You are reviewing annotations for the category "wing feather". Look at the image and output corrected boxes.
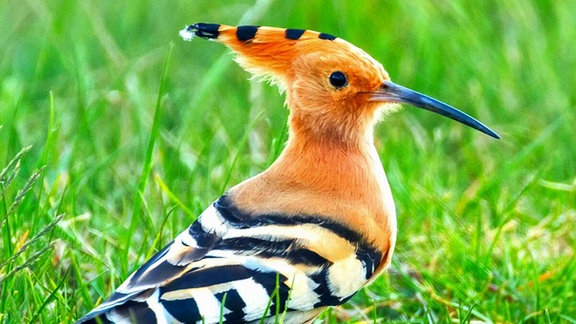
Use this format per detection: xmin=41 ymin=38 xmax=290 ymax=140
xmin=77 ymin=196 xmax=382 ymax=323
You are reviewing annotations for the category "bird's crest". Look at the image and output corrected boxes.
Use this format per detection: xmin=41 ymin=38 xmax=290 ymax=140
xmin=179 ymin=23 xmax=379 ymax=90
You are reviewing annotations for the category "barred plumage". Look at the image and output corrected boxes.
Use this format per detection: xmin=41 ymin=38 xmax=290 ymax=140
xmin=77 ymin=23 xmax=498 ymax=324
xmin=77 ymin=196 xmax=383 ymax=323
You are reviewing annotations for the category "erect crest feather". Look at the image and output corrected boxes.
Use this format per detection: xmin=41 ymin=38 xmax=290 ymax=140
xmin=181 ymin=23 xmax=347 ymax=90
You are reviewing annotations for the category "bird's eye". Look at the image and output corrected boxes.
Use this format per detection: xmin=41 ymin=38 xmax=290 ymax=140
xmin=329 ymin=71 xmax=348 ymax=89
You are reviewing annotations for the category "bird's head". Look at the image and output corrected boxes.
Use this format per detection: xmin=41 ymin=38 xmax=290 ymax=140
xmin=181 ymin=23 xmax=499 ymax=144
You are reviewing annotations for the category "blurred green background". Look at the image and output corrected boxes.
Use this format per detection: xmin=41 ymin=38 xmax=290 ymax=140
xmin=1 ymin=0 xmax=574 ymax=322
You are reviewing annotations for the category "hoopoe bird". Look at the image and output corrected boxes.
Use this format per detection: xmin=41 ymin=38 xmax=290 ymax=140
xmin=77 ymin=23 xmax=499 ymax=324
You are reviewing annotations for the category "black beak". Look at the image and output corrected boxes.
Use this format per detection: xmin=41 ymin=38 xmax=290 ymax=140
xmin=372 ymin=80 xmax=500 ymax=139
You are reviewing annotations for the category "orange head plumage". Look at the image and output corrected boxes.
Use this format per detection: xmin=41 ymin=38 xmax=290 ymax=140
xmin=181 ymin=23 xmax=499 ymax=143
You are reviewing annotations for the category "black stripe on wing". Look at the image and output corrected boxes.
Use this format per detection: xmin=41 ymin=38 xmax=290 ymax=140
xmin=309 ymin=268 xmax=352 ymax=307
xmin=77 ymin=315 xmax=114 ymax=324
xmin=160 ymin=264 xmax=291 ymax=322
xmin=122 ymin=221 xmax=220 ymax=290
xmin=164 ymin=264 xmax=254 ymax=290
xmin=123 ymin=241 xmax=175 ymax=287
xmin=156 ymin=292 xmax=201 ymax=323
xmin=108 ymin=299 xmax=158 ymax=323
xmin=75 ymin=289 xmax=150 ymax=324
xmin=253 ymin=271 xmax=291 ymax=317
xmin=78 ymin=298 xmax=156 ymax=324
xmin=216 ymin=289 xmax=246 ymax=322
xmin=214 ymin=195 xmax=382 ymax=278
xmin=217 ymin=236 xmax=329 ymax=267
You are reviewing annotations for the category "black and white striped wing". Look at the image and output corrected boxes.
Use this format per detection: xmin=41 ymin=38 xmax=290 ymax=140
xmin=77 ymin=195 xmax=382 ymax=323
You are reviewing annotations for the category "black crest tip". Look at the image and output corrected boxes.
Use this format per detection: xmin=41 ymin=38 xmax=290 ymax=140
xmin=180 ymin=23 xmax=221 ymax=41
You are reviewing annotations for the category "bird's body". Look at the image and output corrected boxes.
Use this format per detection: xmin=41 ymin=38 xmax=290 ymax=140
xmin=77 ymin=23 xmax=498 ymax=324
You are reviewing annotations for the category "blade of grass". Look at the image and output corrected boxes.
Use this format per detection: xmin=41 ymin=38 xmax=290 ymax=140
xmin=33 ymin=91 xmax=57 ymax=232
xmin=122 ymin=43 xmax=174 ymax=275
xmin=0 ymin=146 xmax=31 ymax=201
xmin=0 ymin=214 xmax=63 ymax=270
xmin=219 ymin=110 xmax=265 ymax=195
xmin=29 ymin=266 xmax=71 ymax=323
xmin=153 ymin=174 xmax=194 ymax=218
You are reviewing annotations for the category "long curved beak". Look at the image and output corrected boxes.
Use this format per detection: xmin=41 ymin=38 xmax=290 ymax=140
xmin=373 ymin=81 xmax=500 ymax=139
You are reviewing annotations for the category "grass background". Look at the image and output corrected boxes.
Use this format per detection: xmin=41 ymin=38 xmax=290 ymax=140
xmin=1 ymin=0 xmax=574 ymax=322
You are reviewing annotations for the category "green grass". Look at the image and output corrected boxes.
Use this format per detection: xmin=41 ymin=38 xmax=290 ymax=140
xmin=1 ymin=0 xmax=575 ymax=322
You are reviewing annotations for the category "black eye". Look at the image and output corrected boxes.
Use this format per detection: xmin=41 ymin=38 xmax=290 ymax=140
xmin=329 ymin=71 xmax=348 ymax=89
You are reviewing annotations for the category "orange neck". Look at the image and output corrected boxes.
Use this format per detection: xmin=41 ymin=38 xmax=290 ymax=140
xmin=229 ymin=111 xmax=397 ymax=274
